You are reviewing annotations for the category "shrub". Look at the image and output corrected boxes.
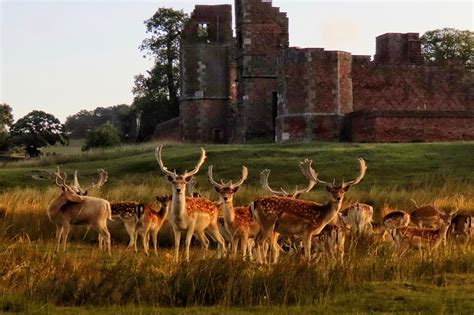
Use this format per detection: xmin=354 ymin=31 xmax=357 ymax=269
xmin=82 ymin=123 xmax=121 ymax=151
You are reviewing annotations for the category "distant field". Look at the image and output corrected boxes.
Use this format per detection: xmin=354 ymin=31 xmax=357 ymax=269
xmin=0 ymin=141 xmax=473 ymax=313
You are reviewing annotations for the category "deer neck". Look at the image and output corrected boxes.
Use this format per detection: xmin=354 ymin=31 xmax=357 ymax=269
xmin=322 ymin=198 xmax=344 ymax=225
xmin=222 ymin=200 xmax=236 ymax=225
xmin=171 ymin=190 xmax=188 ymax=220
xmin=47 ymin=194 xmax=67 ymax=219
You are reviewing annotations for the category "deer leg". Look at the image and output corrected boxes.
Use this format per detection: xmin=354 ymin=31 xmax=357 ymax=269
xmin=124 ymin=220 xmax=136 ymax=249
xmin=231 ymin=237 xmax=239 ymax=258
xmin=195 ymin=231 xmax=209 ymax=250
xmin=152 ymin=227 xmax=159 ymax=256
xmin=241 ymin=232 xmax=249 ymax=260
xmin=206 ymin=222 xmax=226 ymax=259
xmin=62 ymin=225 xmax=71 ymax=252
xmin=303 ymin=231 xmax=313 ymax=262
xmin=95 ymin=222 xmax=111 ymax=255
xmin=141 ymin=225 xmax=150 ymax=256
xmin=271 ymin=232 xmax=280 ymax=264
xmin=55 ymin=226 xmax=63 ymax=253
xmin=173 ymin=228 xmax=181 ymax=262
xmin=184 ymin=221 xmax=196 ymax=262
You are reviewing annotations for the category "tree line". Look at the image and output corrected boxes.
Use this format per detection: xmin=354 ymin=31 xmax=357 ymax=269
xmin=0 ymin=3 xmax=471 ymax=159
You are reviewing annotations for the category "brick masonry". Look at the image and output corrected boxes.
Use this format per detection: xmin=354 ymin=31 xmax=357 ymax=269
xmin=154 ymin=1 xmax=474 ymax=143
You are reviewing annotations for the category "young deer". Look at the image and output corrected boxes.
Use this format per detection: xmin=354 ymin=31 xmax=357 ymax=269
xmin=449 ymin=213 xmax=472 ymax=247
xmin=390 ymin=210 xmax=457 ymax=256
xmin=136 ymin=195 xmax=172 ymax=256
xmin=251 ymin=158 xmax=367 ymax=263
xmin=155 ymin=145 xmax=226 ymax=262
xmin=47 ymin=167 xmax=112 ymax=254
xmin=312 ymin=214 xmax=347 ymax=263
xmin=208 ymin=165 xmax=258 ymax=259
xmin=381 ymin=210 xmax=410 ymax=240
xmin=109 ymin=202 xmax=143 ymax=248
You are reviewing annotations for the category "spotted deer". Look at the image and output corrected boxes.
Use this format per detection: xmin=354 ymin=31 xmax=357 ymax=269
xmin=251 ymin=158 xmax=367 ymax=263
xmin=390 ymin=210 xmax=457 ymax=256
xmin=155 ymin=145 xmax=226 ymax=262
xmin=410 ymin=199 xmax=447 ymax=228
xmin=208 ymin=165 xmax=259 ymax=259
xmin=381 ymin=210 xmax=410 ymax=241
xmin=47 ymin=167 xmax=112 ymax=254
xmin=136 ymin=195 xmax=172 ymax=255
xmin=109 ymin=202 xmax=144 ymax=248
xmin=259 ymin=167 xmax=317 ymax=261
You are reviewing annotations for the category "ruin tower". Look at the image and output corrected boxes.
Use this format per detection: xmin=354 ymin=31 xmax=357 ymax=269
xmin=180 ymin=5 xmax=235 ymax=143
xmin=233 ymin=0 xmax=289 ymax=142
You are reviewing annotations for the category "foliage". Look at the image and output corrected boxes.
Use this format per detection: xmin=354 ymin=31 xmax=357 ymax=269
xmin=132 ymin=8 xmax=188 ymax=141
xmin=0 ymin=104 xmax=14 ymax=152
xmin=64 ymin=105 xmax=135 ymax=141
xmin=421 ymin=28 xmax=474 ymax=69
xmin=82 ymin=123 xmax=122 ymax=151
xmin=9 ymin=110 xmax=68 ymax=157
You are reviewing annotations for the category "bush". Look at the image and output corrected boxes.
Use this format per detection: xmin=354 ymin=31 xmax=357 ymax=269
xmin=82 ymin=123 xmax=121 ymax=151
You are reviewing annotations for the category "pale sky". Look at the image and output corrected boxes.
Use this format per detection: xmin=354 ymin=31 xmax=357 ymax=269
xmin=1 ymin=0 xmax=472 ymax=123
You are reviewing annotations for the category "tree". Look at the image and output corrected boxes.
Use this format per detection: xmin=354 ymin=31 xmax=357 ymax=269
xmin=132 ymin=8 xmax=188 ymax=140
xmin=82 ymin=123 xmax=122 ymax=151
xmin=421 ymin=28 xmax=474 ymax=69
xmin=0 ymin=104 xmax=14 ymax=152
xmin=9 ymin=110 xmax=68 ymax=157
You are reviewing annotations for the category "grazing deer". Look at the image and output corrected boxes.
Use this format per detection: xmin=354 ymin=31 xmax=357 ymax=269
xmin=312 ymin=217 xmax=346 ymax=263
xmin=381 ymin=210 xmax=410 ymax=241
xmin=47 ymin=167 xmax=112 ymax=254
xmin=251 ymin=158 xmax=367 ymax=263
xmin=208 ymin=165 xmax=259 ymax=259
xmin=449 ymin=213 xmax=472 ymax=247
xmin=135 ymin=195 xmax=172 ymax=255
xmin=390 ymin=210 xmax=456 ymax=256
xmin=259 ymin=167 xmax=316 ymax=261
xmin=340 ymin=202 xmax=374 ymax=235
xmin=410 ymin=199 xmax=446 ymax=228
xmin=155 ymin=145 xmax=226 ymax=262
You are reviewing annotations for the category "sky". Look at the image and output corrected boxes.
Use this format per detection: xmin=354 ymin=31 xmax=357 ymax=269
xmin=1 ymin=0 xmax=472 ymax=123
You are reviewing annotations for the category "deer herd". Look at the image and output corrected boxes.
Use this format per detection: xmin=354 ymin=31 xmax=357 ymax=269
xmin=41 ymin=145 xmax=471 ymax=262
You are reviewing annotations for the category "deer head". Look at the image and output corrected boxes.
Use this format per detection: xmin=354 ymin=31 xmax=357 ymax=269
xmin=52 ymin=166 xmax=84 ymax=203
xmin=300 ymin=158 xmax=366 ymax=202
xmin=155 ymin=145 xmax=207 ymax=196
xmin=208 ymin=165 xmax=248 ymax=203
xmin=70 ymin=169 xmax=108 ymax=196
xmin=260 ymin=162 xmax=316 ymax=199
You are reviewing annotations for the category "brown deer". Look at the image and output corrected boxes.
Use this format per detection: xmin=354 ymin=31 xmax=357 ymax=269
xmin=155 ymin=145 xmax=226 ymax=262
xmin=312 ymin=214 xmax=347 ymax=263
xmin=208 ymin=165 xmax=259 ymax=259
xmin=340 ymin=202 xmax=374 ymax=235
xmin=47 ymin=167 xmax=112 ymax=254
xmin=410 ymin=199 xmax=446 ymax=228
xmin=390 ymin=210 xmax=457 ymax=256
xmin=251 ymin=158 xmax=367 ymax=263
xmin=381 ymin=210 xmax=410 ymax=241
xmin=109 ymin=202 xmax=143 ymax=248
xmin=136 ymin=195 xmax=172 ymax=256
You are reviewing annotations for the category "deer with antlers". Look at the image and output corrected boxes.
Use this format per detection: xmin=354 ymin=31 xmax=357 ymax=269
xmin=47 ymin=167 xmax=112 ymax=254
xmin=155 ymin=145 xmax=226 ymax=262
xmin=251 ymin=158 xmax=367 ymax=263
xmin=208 ymin=165 xmax=259 ymax=259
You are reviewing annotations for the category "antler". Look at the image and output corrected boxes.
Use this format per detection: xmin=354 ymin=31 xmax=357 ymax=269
xmin=292 ymin=159 xmax=316 ymax=196
xmin=52 ymin=166 xmax=68 ymax=187
xmin=71 ymin=170 xmax=81 ymax=191
xmin=299 ymin=159 xmax=321 ymax=186
xmin=183 ymin=147 xmax=207 ymax=178
xmin=155 ymin=145 xmax=176 ymax=177
xmin=209 ymin=165 xmax=248 ymax=189
xmin=260 ymin=169 xmax=287 ymax=196
xmin=83 ymin=169 xmax=108 ymax=191
xmin=342 ymin=158 xmax=367 ymax=188
xmin=208 ymin=165 xmax=225 ymax=190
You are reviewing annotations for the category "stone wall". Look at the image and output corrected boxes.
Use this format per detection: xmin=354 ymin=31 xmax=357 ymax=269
xmin=154 ymin=117 xmax=180 ymax=142
xmin=347 ymin=111 xmax=474 ymax=142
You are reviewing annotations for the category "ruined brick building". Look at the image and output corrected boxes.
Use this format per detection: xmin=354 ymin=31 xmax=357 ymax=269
xmin=154 ymin=0 xmax=474 ymax=143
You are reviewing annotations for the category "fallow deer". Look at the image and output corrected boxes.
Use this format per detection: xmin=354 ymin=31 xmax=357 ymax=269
xmin=410 ymin=199 xmax=446 ymax=228
xmin=312 ymin=215 xmax=347 ymax=263
xmin=340 ymin=202 xmax=374 ymax=235
xmin=390 ymin=210 xmax=456 ymax=256
xmin=155 ymin=145 xmax=226 ymax=262
xmin=47 ymin=167 xmax=112 ymax=254
xmin=136 ymin=195 xmax=172 ymax=256
xmin=259 ymin=167 xmax=317 ymax=261
xmin=449 ymin=213 xmax=472 ymax=247
xmin=381 ymin=210 xmax=410 ymax=241
xmin=208 ymin=165 xmax=259 ymax=259
xmin=251 ymin=158 xmax=367 ymax=263
xmin=109 ymin=202 xmax=143 ymax=248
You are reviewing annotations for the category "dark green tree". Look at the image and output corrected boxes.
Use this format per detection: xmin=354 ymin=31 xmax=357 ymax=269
xmin=0 ymin=103 xmax=14 ymax=152
xmin=132 ymin=8 xmax=188 ymax=140
xmin=421 ymin=28 xmax=474 ymax=69
xmin=82 ymin=123 xmax=122 ymax=151
xmin=10 ymin=110 xmax=68 ymax=157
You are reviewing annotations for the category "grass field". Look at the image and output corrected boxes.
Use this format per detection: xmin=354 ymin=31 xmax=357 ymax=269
xmin=0 ymin=141 xmax=473 ymax=313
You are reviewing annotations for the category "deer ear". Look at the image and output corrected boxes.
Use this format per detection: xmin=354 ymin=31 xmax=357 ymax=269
xmin=166 ymin=175 xmax=174 ymax=182
xmin=232 ymin=186 xmax=240 ymax=193
xmin=184 ymin=176 xmax=193 ymax=183
xmin=61 ymin=186 xmax=66 ymax=192
xmin=343 ymin=185 xmax=351 ymax=192
xmin=82 ymin=190 xmax=88 ymax=196
xmin=326 ymin=186 xmax=333 ymax=193
xmin=294 ymin=193 xmax=302 ymax=199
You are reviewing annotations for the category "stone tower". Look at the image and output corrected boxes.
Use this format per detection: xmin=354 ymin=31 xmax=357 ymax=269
xmin=179 ymin=5 xmax=236 ymax=143
xmin=233 ymin=0 xmax=289 ymax=142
